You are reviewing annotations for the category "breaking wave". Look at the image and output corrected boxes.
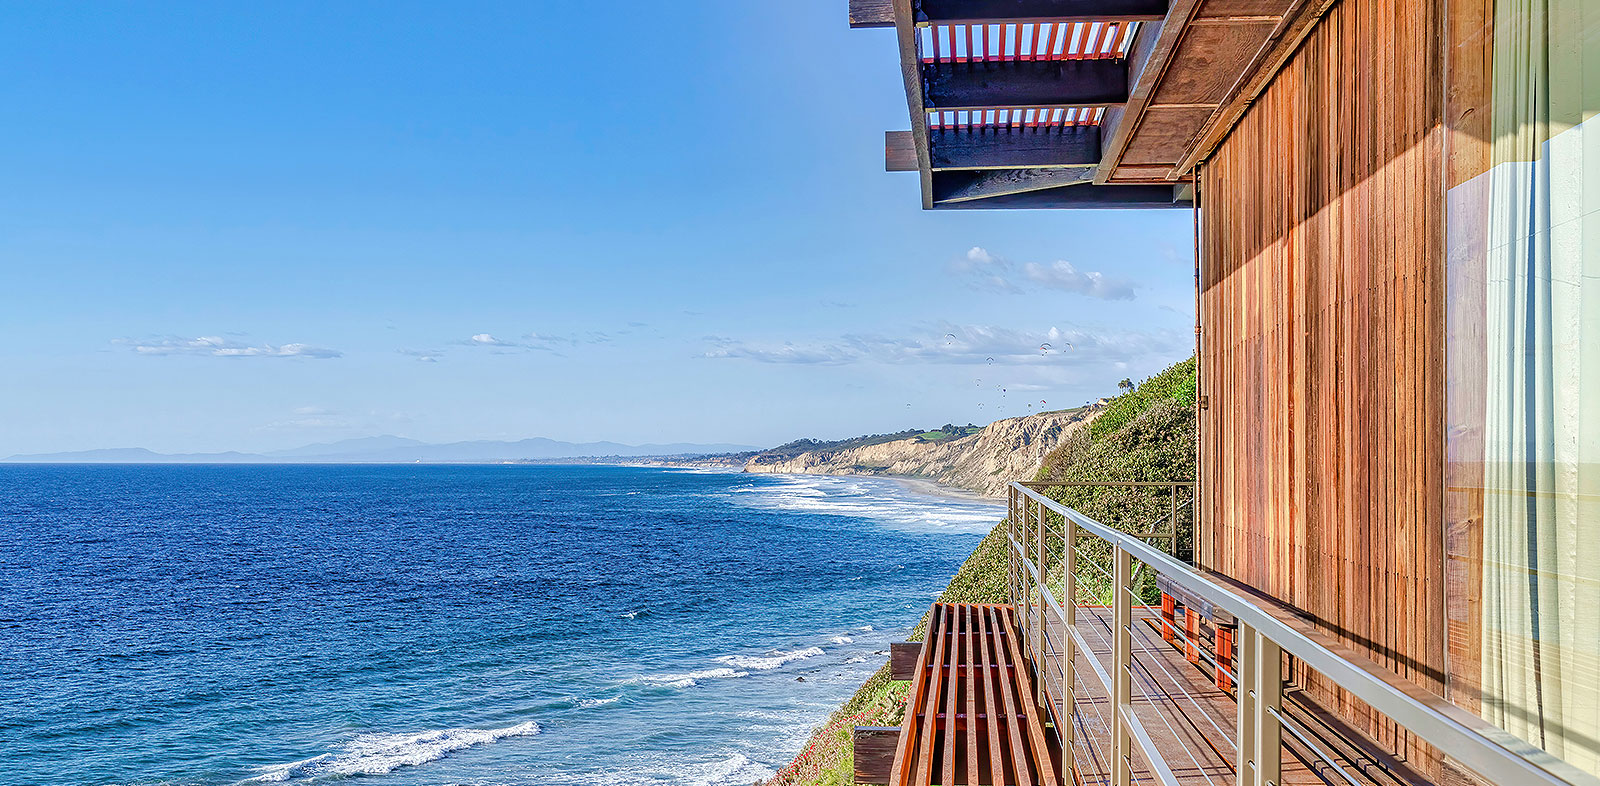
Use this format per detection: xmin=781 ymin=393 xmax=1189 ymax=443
xmin=714 ymin=646 xmax=824 ymax=671
xmin=249 ymin=721 xmax=541 ymax=782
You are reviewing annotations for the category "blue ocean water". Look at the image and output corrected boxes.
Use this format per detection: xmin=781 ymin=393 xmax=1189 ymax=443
xmin=0 ymin=465 xmax=999 ymax=786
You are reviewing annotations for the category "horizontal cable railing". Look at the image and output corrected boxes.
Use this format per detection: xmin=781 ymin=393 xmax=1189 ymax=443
xmin=1006 ymin=481 xmax=1599 ymax=786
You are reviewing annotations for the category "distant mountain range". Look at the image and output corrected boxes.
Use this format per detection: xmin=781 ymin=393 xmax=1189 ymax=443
xmin=2 ymin=435 xmax=762 ymax=464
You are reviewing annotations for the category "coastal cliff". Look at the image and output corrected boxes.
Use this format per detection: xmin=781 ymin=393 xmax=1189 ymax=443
xmin=740 ymin=408 xmax=1095 ymax=497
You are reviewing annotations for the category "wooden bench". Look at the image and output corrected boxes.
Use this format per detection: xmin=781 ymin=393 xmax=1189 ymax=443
xmin=856 ymin=603 xmax=1061 ymax=786
xmin=1155 ymin=574 xmax=1237 ymax=691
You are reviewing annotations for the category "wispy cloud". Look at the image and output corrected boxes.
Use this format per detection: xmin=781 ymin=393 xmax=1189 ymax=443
xmin=399 ymin=349 xmax=441 ymax=363
xmin=1022 ymin=260 xmax=1136 ymax=300
xmin=117 ymin=336 xmax=342 ymax=359
xmin=949 ymin=246 xmax=1134 ymax=300
xmin=262 ymin=405 xmax=350 ymax=429
xmin=457 ymin=331 xmax=612 ymax=354
xmin=702 ymin=324 xmax=1182 ymax=366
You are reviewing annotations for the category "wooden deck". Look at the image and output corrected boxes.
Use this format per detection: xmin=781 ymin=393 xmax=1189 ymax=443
xmin=1042 ymin=603 xmax=1380 ymax=786
xmin=1044 ymin=604 xmax=1247 ymax=786
xmin=866 ymin=600 xmax=1412 ymax=786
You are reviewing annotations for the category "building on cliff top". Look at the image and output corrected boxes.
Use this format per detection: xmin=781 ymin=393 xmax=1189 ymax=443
xmin=847 ymin=1 xmax=1599 ymax=786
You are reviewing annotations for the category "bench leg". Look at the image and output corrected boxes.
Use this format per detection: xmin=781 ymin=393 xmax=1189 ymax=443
xmin=1161 ymin=594 xmax=1177 ymax=644
xmin=1216 ymin=625 xmax=1236 ymax=692
xmin=1185 ymin=607 xmax=1200 ymax=665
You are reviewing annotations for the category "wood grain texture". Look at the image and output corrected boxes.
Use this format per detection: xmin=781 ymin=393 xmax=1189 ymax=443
xmin=1195 ymin=0 xmax=1446 ymax=775
xmin=1119 ymin=105 xmax=1215 ymax=163
xmin=917 ymin=0 xmax=1169 ymax=22
xmin=932 ymin=166 xmax=1097 ymax=202
xmin=887 ymin=130 xmax=919 ymax=172
xmin=923 ymin=60 xmax=1129 ymax=110
xmin=892 ymin=641 xmax=923 ymax=680
xmin=929 ymin=126 xmax=1103 ymax=169
xmin=855 ymin=727 xmax=903 ymax=784
xmin=933 ymin=182 xmax=1187 ymax=208
xmin=1148 ymin=21 xmax=1278 ymax=105
xmin=851 ymin=0 xmax=897 ymax=27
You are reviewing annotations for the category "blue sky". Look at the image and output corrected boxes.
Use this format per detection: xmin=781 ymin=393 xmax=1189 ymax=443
xmin=0 ymin=1 xmax=1194 ymax=455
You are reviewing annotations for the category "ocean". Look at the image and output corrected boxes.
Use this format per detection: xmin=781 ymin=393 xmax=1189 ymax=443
xmin=0 ymin=464 xmax=1000 ymax=786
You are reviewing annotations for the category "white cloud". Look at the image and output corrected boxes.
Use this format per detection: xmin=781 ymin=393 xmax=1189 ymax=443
xmin=1023 ymin=260 xmax=1136 ymax=300
xmin=948 ymin=246 xmax=1134 ymax=300
xmin=118 ymin=336 xmax=342 ymax=359
xmin=457 ymin=331 xmax=612 ymax=354
xmin=702 ymin=324 xmax=1183 ymax=366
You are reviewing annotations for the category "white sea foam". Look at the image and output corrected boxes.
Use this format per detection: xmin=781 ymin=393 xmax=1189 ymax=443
xmin=578 ymin=696 xmax=622 ymax=708
xmin=629 ymin=667 xmax=749 ymax=689
xmin=682 ymin=753 xmax=777 ymax=786
xmin=830 ymin=635 xmax=854 ymax=644
xmin=566 ymin=751 xmax=778 ymax=786
xmin=249 ymin=721 xmax=540 ymax=782
xmin=859 ymin=625 xmax=875 ymax=631
xmin=714 ymin=646 xmax=824 ymax=671
xmin=724 ymin=474 xmax=1002 ymax=533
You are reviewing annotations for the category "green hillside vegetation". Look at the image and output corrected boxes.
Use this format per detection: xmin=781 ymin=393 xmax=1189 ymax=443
xmin=767 ymin=358 xmax=1196 ymax=786
xmin=915 ymin=424 xmax=983 ymax=443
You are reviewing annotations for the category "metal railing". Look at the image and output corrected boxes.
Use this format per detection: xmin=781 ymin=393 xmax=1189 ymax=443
xmin=1006 ymin=481 xmax=1598 ymax=786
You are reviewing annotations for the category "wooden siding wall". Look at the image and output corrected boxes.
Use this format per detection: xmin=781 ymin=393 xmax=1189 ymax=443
xmin=1195 ymin=0 xmax=1446 ymax=771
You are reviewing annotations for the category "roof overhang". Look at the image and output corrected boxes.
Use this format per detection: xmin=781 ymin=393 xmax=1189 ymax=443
xmin=851 ymin=0 xmax=1334 ymax=209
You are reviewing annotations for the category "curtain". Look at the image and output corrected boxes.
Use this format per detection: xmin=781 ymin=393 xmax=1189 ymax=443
xmin=1474 ymin=0 xmax=1600 ymax=771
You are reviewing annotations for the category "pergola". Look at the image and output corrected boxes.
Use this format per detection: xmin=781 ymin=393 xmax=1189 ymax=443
xmin=850 ymin=0 xmax=1330 ymax=209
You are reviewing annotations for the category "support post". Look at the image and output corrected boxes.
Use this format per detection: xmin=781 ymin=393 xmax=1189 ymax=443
xmin=1253 ymin=630 xmax=1282 ymax=786
xmin=1236 ymin=622 xmax=1255 ymax=786
xmin=1113 ymin=546 xmax=1133 ymax=786
xmin=1161 ymin=594 xmax=1177 ymax=643
xmin=1169 ymin=485 xmax=1179 ymax=556
xmin=1186 ymin=606 xmax=1200 ymax=664
xmin=1035 ymin=499 xmax=1047 ymax=706
xmin=1062 ymin=514 xmax=1078 ymax=761
xmin=1216 ymin=625 xmax=1235 ymax=691
xmin=1008 ymin=487 xmax=1019 ymax=612
xmin=1235 ymin=624 xmax=1282 ymax=786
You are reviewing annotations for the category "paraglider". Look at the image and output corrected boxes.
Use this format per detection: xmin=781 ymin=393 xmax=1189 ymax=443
xmin=1039 ymin=342 xmax=1052 ymax=355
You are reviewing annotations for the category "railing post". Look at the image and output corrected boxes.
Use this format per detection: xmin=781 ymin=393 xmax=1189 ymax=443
xmin=1169 ymin=484 xmax=1179 ymax=556
xmin=1254 ymin=630 xmax=1282 ymax=786
xmin=1004 ymin=486 xmax=1017 ymax=614
xmin=1113 ymin=544 xmax=1133 ymax=786
xmin=1035 ymin=499 xmax=1047 ymax=706
xmin=1236 ymin=622 xmax=1256 ymax=786
xmin=1236 ymin=624 xmax=1282 ymax=786
xmin=1062 ymin=513 xmax=1077 ymax=761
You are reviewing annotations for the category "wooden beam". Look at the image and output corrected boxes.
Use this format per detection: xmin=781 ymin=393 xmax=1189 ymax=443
xmin=933 ymin=166 xmax=1097 ymax=202
xmin=918 ymin=0 xmax=1167 ymax=22
xmin=849 ymin=0 xmax=895 ymax=27
xmin=929 ymin=126 xmax=1101 ymax=169
xmin=891 ymin=0 xmax=935 ymax=208
xmin=924 ymin=60 xmax=1127 ymax=109
xmin=853 ymin=727 xmax=900 ymax=785
xmin=1171 ymin=0 xmax=1336 ymax=174
xmin=1093 ymin=0 xmax=1205 ymax=184
xmin=886 ymin=130 xmax=918 ymax=171
xmin=932 ymin=182 xmax=1190 ymax=209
